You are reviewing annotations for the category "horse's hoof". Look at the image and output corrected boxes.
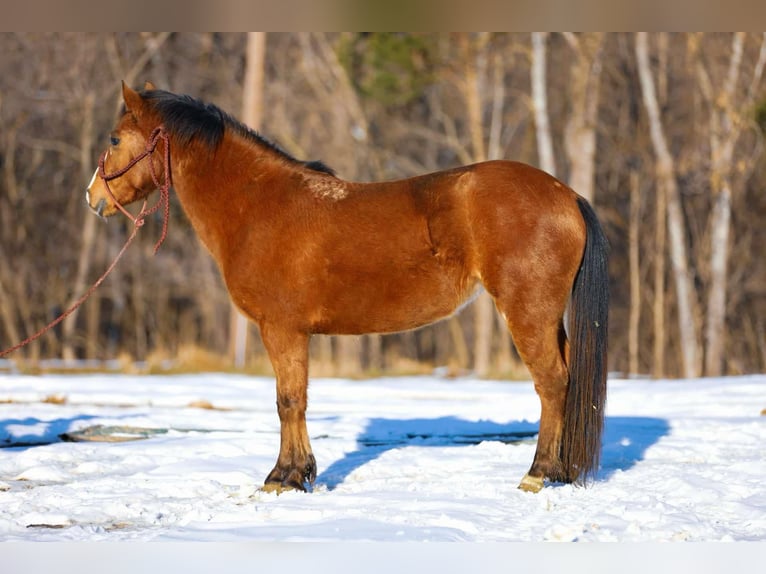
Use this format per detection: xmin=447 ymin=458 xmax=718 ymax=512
xmin=304 ymin=454 xmax=317 ymax=484
xmin=260 ymin=481 xmax=304 ymax=495
xmin=260 ymin=482 xmax=284 ymax=494
xmin=262 ymin=454 xmax=316 ymax=494
xmin=261 ymin=467 xmax=311 ymax=494
xmin=518 ymin=474 xmax=544 ymax=493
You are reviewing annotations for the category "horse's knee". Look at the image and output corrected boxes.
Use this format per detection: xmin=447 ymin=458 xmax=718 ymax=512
xmin=276 ymin=396 xmax=306 ymax=418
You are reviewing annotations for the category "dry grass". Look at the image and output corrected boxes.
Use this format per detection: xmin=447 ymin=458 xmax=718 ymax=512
xmin=145 ymin=345 xmax=270 ymax=375
xmin=0 ymin=395 xmax=68 ymax=406
xmin=42 ymin=394 xmax=67 ymax=405
xmin=187 ymin=399 xmax=232 ymax=411
xmin=2 ymin=343 xmax=533 ymax=381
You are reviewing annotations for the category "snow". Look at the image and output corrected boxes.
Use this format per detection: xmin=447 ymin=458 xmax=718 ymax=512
xmin=0 ymin=372 xmax=764 ymax=542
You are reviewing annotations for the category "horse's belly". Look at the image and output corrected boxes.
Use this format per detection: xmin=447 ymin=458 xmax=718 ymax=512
xmin=311 ymin=267 xmax=477 ymax=335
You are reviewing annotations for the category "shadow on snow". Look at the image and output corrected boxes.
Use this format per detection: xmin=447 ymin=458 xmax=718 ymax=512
xmin=315 ymin=415 xmax=670 ymax=490
xmin=0 ymin=414 xmax=101 ymax=449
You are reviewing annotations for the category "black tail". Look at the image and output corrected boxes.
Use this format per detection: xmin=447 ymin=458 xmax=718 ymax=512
xmin=561 ymin=196 xmax=609 ymax=483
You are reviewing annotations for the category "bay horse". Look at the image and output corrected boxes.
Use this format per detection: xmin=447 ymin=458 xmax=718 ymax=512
xmin=86 ymin=82 xmax=609 ymax=494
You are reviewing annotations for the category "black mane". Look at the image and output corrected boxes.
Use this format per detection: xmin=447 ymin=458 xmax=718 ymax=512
xmin=141 ymin=89 xmax=335 ymax=176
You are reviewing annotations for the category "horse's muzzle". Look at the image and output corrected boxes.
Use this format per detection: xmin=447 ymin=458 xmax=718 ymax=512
xmin=85 ymin=168 xmax=106 ymax=217
xmin=85 ymin=189 xmax=107 ymax=218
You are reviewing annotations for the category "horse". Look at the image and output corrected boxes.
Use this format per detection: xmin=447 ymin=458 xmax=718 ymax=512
xmin=86 ymin=82 xmax=609 ymax=494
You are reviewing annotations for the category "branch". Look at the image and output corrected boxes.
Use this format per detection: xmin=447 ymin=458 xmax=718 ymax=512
xmin=723 ymin=32 xmax=745 ymax=101
xmin=747 ymin=32 xmax=766 ymax=103
xmin=530 ymin=32 xmax=556 ymax=176
xmin=487 ymin=53 xmax=505 ymax=161
xmin=2 ymin=109 xmax=27 ymax=204
xmin=107 ymin=32 xmax=173 ymax=115
xmin=561 ymin=32 xmax=580 ymax=54
xmin=123 ymin=32 xmax=173 ymax=87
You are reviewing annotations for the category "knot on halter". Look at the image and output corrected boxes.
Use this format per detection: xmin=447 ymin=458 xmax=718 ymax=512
xmin=97 ymin=125 xmax=172 ymax=253
xmin=145 ymin=128 xmax=163 ymax=153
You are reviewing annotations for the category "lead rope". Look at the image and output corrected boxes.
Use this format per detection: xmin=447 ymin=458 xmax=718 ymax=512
xmin=0 ymin=126 xmax=172 ymax=359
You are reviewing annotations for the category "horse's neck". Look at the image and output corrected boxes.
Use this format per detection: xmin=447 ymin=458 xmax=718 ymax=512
xmin=168 ymin=138 xmax=280 ymax=262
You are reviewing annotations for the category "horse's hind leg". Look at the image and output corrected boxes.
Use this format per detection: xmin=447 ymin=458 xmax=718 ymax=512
xmin=518 ymin=322 xmax=569 ymax=493
xmin=259 ymin=325 xmax=316 ymax=493
xmin=497 ymin=298 xmax=570 ymax=493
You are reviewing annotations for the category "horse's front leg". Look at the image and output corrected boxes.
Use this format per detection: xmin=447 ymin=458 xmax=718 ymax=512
xmin=260 ymin=325 xmax=316 ymax=493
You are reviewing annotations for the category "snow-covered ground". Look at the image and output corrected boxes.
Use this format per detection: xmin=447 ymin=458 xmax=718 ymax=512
xmin=0 ymin=372 xmax=764 ymax=542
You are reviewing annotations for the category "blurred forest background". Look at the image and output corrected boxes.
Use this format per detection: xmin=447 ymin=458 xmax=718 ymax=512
xmin=0 ymin=32 xmax=765 ymax=378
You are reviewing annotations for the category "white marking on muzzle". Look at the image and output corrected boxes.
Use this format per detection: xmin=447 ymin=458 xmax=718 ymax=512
xmin=87 ymin=167 xmax=99 ymax=190
xmin=85 ymin=167 xmax=99 ymax=206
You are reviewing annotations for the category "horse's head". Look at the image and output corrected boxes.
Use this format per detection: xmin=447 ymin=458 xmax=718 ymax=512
xmin=86 ymin=81 xmax=168 ymax=218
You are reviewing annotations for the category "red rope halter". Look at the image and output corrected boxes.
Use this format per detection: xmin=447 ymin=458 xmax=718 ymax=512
xmin=98 ymin=125 xmax=172 ymax=254
xmin=0 ymin=126 xmax=172 ymax=358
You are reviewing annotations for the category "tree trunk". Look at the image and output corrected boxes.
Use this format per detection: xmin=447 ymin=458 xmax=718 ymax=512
xmin=62 ymin=92 xmax=97 ymax=361
xmin=367 ymin=333 xmax=383 ymax=372
xmin=337 ymin=336 xmax=362 ymax=377
xmin=628 ymin=171 xmax=641 ymax=376
xmin=562 ymin=33 xmax=604 ymax=204
xmin=0 ymin=100 xmax=23 ymax=353
xmin=636 ymin=32 xmax=700 ymax=378
xmin=705 ymin=184 xmax=732 ymax=375
xmin=132 ymin=250 xmax=148 ymax=360
xmin=448 ymin=317 xmax=470 ymax=371
xmin=315 ymin=335 xmax=334 ymax=376
xmin=530 ymin=32 xmax=557 ymax=177
xmin=651 ymin=34 xmax=668 ymax=379
xmin=696 ymin=33 xmax=741 ymax=377
xmin=230 ymin=31 xmax=267 ymax=368
xmin=459 ymin=33 xmax=496 ymax=377
xmin=652 ymin=163 xmax=667 ymax=378
xmin=0 ymin=260 xmax=22 ymax=352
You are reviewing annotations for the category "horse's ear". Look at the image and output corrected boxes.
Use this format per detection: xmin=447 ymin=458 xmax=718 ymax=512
xmin=122 ymin=81 xmax=144 ymax=116
xmin=143 ymin=80 xmax=157 ymax=91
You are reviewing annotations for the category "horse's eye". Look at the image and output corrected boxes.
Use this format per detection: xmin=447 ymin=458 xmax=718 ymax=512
xmin=110 ymin=136 xmax=120 ymax=146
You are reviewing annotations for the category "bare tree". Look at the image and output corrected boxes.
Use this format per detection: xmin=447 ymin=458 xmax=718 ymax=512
xmin=651 ymin=33 xmax=669 ymax=378
xmin=0 ymin=91 xmax=24 ymax=352
xmin=636 ymin=32 xmax=700 ymax=378
xmin=61 ymin=91 xmax=96 ymax=361
xmin=693 ymin=32 xmax=766 ymax=376
xmin=229 ymin=32 xmax=267 ymax=369
xmin=628 ymin=170 xmax=641 ymax=375
xmin=530 ymin=32 xmax=557 ymax=176
xmin=562 ymin=32 xmax=604 ymax=204
xmin=453 ymin=33 xmax=520 ymax=377
xmin=458 ymin=33 xmax=493 ymax=377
